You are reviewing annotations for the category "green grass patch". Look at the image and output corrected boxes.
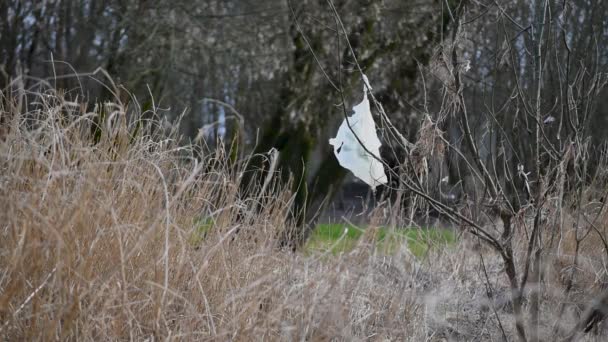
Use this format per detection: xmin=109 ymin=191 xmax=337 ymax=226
xmin=306 ymin=223 xmax=456 ymax=257
xmin=189 ymin=217 xmax=215 ymax=245
xmin=305 ymin=223 xmax=364 ymax=254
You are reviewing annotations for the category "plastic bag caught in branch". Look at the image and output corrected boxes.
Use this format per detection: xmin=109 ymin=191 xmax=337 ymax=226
xmin=329 ymin=75 xmax=387 ymax=190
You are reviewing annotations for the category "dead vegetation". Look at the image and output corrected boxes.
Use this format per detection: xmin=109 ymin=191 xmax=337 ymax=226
xmin=0 ymin=77 xmax=607 ymax=341
xmin=0 ymin=86 xmax=429 ymax=340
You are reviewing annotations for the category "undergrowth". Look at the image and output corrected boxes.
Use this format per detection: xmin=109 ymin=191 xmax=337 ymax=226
xmin=1 ymin=86 xmax=607 ymax=341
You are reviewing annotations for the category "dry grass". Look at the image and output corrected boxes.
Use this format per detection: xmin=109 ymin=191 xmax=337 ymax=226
xmin=1 ymin=87 xmax=608 ymax=341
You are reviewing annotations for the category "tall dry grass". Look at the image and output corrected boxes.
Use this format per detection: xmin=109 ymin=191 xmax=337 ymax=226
xmin=1 ymin=85 xmax=607 ymax=341
xmin=0 ymin=87 xmax=424 ymax=340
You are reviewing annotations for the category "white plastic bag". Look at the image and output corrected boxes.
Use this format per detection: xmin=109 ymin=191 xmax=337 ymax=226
xmin=329 ymin=75 xmax=387 ymax=190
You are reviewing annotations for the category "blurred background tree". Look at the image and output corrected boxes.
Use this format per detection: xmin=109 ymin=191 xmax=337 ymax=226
xmin=2 ymin=0 xmax=608 ymax=234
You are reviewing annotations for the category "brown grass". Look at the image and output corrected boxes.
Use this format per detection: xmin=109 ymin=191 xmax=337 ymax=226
xmin=1 ymin=87 xmax=607 ymax=341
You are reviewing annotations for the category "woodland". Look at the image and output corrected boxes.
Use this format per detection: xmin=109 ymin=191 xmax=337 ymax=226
xmin=2 ymin=0 xmax=608 ymax=340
